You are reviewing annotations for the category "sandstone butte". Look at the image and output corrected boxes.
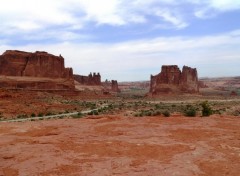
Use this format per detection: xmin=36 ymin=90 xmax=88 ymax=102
xmin=102 ymin=79 xmax=120 ymax=93
xmin=74 ymin=72 xmax=101 ymax=86
xmin=0 ymin=50 xmax=74 ymax=90
xmin=150 ymin=65 xmax=199 ymax=95
xmin=73 ymin=71 xmax=120 ymax=93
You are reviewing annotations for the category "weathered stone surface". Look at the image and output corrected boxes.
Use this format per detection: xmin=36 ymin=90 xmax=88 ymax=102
xmin=180 ymin=66 xmax=199 ymax=93
xmin=102 ymin=79 xmax=120 ymax=92
xmin=74 ymin=72 xmax=101 ymax=86
xmin=0 ymin=50 xmax=74 ymax=90
xmin=0 ymin=50 xmax=73 ymax=78
xmin=111 ymin=80 xmax=120 ymax=92
xmin=150 ymin=65 xmax=199 ymax=95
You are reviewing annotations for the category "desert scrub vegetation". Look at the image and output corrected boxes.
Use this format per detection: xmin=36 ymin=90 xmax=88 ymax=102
xmin=134 ymin=109 xmax=161 ymax=117
xmin=88 ymin=110 xmax=99 ymax=115
xmin=17 ymin=114 xmax=28 ymax=119
xmin=71 ymin=112 xmax=84 ymax=118
xmin=38 ymin=112 xmax=44 ymax=117
xmin=184 ymin=105 xmax=197 ymax=117
xmin=162 ymin=110 xmax=170 ymax=117
xmin=201 ymin=101 xmax=213 ymax=116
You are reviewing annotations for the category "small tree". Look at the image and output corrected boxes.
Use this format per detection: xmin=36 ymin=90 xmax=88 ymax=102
xmin=201 ymin=101 xmax=212 ymax=116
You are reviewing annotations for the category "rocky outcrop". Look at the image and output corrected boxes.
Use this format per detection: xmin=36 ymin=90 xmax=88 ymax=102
xmin=0 ymin=50 xmax=74 ymax=90
xmin=74 ymin=72 xmax=101 ymax=86
xmin=150 ymin=65 xmax=199 ymax=95
xmin=102 ymin=79 xmax=120 ymax=92
xmin=0 ymin=50 xmax=73 ymax=78
xmin=111 ymin=80 xmax=120 ymax=92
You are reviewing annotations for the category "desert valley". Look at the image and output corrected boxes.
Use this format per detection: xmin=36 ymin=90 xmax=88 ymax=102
xmin=0 ymin=50 xmax=239 ymax=176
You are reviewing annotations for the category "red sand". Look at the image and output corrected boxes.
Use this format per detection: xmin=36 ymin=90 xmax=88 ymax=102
xmin=0 ymin=115 xmax=239 ymax=176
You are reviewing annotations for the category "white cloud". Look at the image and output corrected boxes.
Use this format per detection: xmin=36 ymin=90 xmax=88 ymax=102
xmin=1 ymin=29 xmax=239 ymax=81
xmin=0 ymin=0 xmax=239 ymax=35
xmin=0 ymin=0 xmax=190 ymax=36
xmin=209 ymin=0 xmax=240 ymax=11
xmin=194 ymin=0 xmax=240 ymax=18
xmin=154 ymin=9 xmax=188 ymax=29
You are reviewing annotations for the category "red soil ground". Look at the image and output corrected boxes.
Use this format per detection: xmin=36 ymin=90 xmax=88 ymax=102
xmin=0 ymin=114 xmax=239 ymax=176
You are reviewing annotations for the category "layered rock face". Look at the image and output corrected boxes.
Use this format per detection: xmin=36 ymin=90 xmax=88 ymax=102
xmin=150 ymin=65 xmax=199 ymax=94
xmin=102 ymin=79 xmax=120 ymax=92
xmin=0 ymin=50 xmax=74 ymax=90
xmin=0 ymin=50 xmax=73 ymax=78
xmin=111 ymin=80 xmax=120 ymax=92
xmin=74 ymin=72 xmax=101 ymax=86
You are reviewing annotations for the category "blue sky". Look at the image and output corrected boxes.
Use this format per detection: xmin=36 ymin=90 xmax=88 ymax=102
xmin=0 ymin=0 xmax=240 ymax=81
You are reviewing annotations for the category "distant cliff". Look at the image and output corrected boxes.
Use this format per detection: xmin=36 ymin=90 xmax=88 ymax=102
xmin=0 ymin=50 xmax=73 ymax=78
xmin=102 ymin=79 xmax=120 ymax=92
xmin=0 ymin=50 xmax=74 ymax=90
xmin=150 ymin=65 xmax=199 ymax=94
xmin=74 ymin=72 xmax=101 ymax=86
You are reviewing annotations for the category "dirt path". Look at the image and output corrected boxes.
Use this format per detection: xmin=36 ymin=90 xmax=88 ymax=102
xmin=0 ymin=115 xmax=239 ymax=176
xmin=0 ymin=105 xmax=108 ymax=123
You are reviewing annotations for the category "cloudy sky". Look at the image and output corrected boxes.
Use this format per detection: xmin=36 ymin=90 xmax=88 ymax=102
xmin=0 ymin=0 xmax=239 ymax=81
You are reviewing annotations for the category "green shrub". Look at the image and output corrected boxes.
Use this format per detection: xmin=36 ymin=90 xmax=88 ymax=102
xmin=153 ymin=111 xmax=161 ymax=116
xmin=93 ymin=110 xmax=99 ymax=115
xmin=134 ymin=113 xmax=139 ymax=117
xmin=146 ymin=111 xmax=152 ymax=116
xmin=201 ymin=101 xmax=212 ymax=116
xmin=88 ymin=111 xmax=94 ymax=115
xmin=31 ymin=113 xmax=36 ymax=117
xmin=184 ymin=105 xmax=197 ymax=117
xmin=155 ymin=104 xmax=161 ymax=109
xmin=46 ymin=112 xmax=53 ymax=116
xmin=17 ymin=114 xmax=28 ymax=118
xmin=38 ymin=113 xmax=44 ymax=117
xmin=162 ymin=110 xmax=170 ymax=117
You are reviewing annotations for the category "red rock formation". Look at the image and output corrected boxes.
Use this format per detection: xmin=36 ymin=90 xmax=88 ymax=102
xmin=150 ymin=65 xmax=199 ymax=95
xmin=198 ymin=81 xmax=208 ymax=88
xmin=111 ymin=80 xmax=120 ymax=92
xmin=0 ymin=50 xmax=74 ymax=90
xmin=74 ymin=72 xmax=101 ymax=86
xmin=230 ymin=91 xmax=238 ymax=96
xmin=102 ymin=79 xmax=120 ymax=92
xmin=0 ymin=50 xmax=73 ymax=78
xmin=180 ymin=66 xmax=199 ymax=93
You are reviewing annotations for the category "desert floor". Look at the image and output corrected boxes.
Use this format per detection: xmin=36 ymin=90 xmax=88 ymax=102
xmin=0 ymin=114 xmax=239 ymax=176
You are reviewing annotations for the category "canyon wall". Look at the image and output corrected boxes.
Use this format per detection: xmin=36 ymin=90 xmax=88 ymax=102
xmin=0 ymin=50 xmax=74 ymax=90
